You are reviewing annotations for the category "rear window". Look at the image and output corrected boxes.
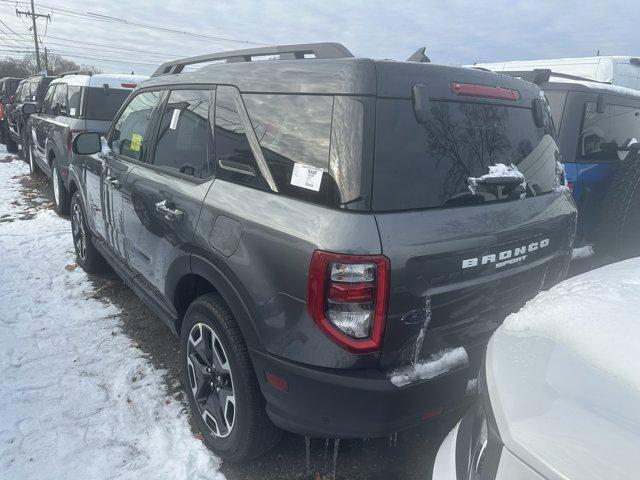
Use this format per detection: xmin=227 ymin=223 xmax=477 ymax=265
xmin=577 ymin=102 xmax=640 ymax=162
xmin=84 ymin=87 xmax=131 ymax=121
xmin=373 ymin=99 xmax=560 ymax=211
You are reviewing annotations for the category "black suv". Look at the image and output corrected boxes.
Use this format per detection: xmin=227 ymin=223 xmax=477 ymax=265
xmin=0 ymin=77 xmax=22 ymax=147
xmin=69 ymin=43 xmax=577 ymax=462
xmin=4 ymin=74 xmax=54 ymax=155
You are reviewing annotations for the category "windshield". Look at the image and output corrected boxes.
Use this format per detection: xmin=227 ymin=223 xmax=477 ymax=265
xmin=577 ymin=101 xmax=640 ymax=162
xmin=373 ymin=99 xmax=560 ymax=211
xmin=84 ymin=87 xmax=132 ymax=121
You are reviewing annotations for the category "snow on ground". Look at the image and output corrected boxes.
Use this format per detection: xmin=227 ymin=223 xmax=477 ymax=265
xmin=504 ymin=256 xmax=640 ymax=393
xmin=0 ymin=146 xmax=224 ymax=479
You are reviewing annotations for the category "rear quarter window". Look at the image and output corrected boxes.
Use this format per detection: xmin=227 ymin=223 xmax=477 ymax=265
xmin=243 ymin=93 xmax=369 ymax=208
xmin=373 ymin=98 xmax=560 ymax=211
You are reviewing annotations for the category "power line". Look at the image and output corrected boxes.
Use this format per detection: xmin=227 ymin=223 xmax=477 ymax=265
xmin=9 ymin=1 xmax=267 ymax=46
xmin=15 ymin=0 xmax=50 ymax=70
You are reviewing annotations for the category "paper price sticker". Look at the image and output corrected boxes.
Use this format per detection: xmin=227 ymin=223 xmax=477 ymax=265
xmin=130 ymin=133 xmax=142 ymax=152
xmin=170 ymin=109 xmax=180 ymax=130
xmin=291 ymin=163 xmax=323 ymax=191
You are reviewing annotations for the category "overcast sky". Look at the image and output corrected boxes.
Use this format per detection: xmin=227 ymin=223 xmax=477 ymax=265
xmin=0 ymin=0 xmax=638 ymax=75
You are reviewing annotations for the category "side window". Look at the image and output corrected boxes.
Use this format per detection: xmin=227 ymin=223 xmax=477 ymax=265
xmin=111 ymin=90 xmax=162 ymax=162
xmin=52 ymin=83 xmax=68 ymax=116
xmin=18 ymin=83 xmax=30 ymax=102
xmin=214 ymin=86 xmax=269 ymax=190
xmin=152 ymin=89 xmax=213 ymax=179
xmin=67 ymin=86 xmax=82 ymax=117
xmin=579 ymin=102 xmax=640 ymax=161
xmin=43 ymin=85 xmax=57 ymax=115
xmin=243 ymin=93 xmax=337 ymax=205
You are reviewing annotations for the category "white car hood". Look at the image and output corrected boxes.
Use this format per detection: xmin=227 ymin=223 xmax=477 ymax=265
xmin=486 ymin=258 xmax=640 ymax=480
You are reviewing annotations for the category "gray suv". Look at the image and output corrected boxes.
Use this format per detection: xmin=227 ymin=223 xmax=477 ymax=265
xmin=25 ymin=72 xmax=146 ymax=215
xmin=69 ymin=43 xmax=577 ymax=462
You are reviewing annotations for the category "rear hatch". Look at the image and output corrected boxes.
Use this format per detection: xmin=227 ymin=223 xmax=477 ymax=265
xmin=372 ymin=62 xmax=577 ymax=371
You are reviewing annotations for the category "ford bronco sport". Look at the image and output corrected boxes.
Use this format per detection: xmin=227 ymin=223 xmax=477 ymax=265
xmin=68 ymin=43 xmax=577 ymax=462
xmin=24 ymin=71 xmax=146 ymax=215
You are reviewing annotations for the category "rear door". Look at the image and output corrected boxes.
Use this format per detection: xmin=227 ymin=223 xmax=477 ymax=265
xmin=31 ymin=84 xmax=57 ymax=167
xmin=121 ymin=88 xmax=214 ymax=294
xmin=372 ymin=72 xmax=576 ymax=372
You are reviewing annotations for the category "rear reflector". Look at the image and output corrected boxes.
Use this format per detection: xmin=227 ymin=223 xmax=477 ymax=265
xmin=265 ymin=372 xmax=288 ymax=392
xmin=308 ymin=251 xmax=389 ymax=353
xmin=451 ymin=82 xmax=520 ymax=101
xmin=421 ymin=407 xmax=444 ymax=421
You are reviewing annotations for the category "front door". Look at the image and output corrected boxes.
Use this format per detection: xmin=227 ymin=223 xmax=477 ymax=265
xmin=101 ymin=89 xmax=163 ymax=261
xmin=121 ymin=88 xmax=215 ymax=294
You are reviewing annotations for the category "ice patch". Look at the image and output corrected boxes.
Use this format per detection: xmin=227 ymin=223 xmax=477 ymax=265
xmin=572 ymin=245 xmax=594 ymax=260
xmin=390 ymin=347 xmax=469 ymax=387
xmin=468 ymin=163 xmax=526 ymax=195
xmin=504 ymin=257 xmax=640 ymax=393
xmin=101 ymin=136 xmax=111 ymax=155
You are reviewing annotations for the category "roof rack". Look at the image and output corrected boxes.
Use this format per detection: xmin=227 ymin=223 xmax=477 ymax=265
xmin=495 ymin=69 xmax=611 ymax=86
xmin=151 ymin=42 xmax=354 ymax=77
xmin=57 ymin=70 xmax=93 ymax=78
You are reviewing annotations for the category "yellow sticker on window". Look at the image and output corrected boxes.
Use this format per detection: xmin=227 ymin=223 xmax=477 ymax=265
xmin=130 ymin=133 xmax=142 ymax=152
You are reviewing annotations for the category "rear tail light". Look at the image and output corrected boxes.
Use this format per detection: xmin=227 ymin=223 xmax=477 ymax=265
xmin=121 ymin=83 xmax=137 ymax=89
xmin=451 ymin=82 xmax=520 ymax=101
xmin=307 ymin=251 xmax=389 ymax=353
xmin=67 ymin=129 xmax=85 ymax=151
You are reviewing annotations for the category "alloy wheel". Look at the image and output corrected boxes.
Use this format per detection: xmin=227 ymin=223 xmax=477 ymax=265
xmin=187 ymin=323 xmax=236 ymax=438
xmin=71 ymin=201 xmax=87 ymax=261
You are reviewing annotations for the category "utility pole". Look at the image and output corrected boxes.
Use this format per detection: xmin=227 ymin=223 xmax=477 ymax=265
xmin=43 ymin=46 xmax=49 ymax=73
xmin=16 ymin=0 xmax=50 ymax=72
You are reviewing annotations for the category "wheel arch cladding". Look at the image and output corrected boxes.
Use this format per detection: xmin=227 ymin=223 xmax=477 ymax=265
xmin=179 ymin=254 xmax=262 ymax=349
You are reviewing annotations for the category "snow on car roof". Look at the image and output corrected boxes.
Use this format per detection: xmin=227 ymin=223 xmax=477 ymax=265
xmin=503 ymin=257 xmax=640 ymax=393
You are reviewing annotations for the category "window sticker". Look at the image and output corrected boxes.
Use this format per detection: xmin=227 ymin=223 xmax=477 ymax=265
xmin=291 ymin=163 xmax=323 ymax=191
xmin=69 ymin=107 xmax=76 ymax=116
xmin=130 ymin=133 xmax=142 ymax=152
xmin=169 ymin=109 xmax=180 ymax=130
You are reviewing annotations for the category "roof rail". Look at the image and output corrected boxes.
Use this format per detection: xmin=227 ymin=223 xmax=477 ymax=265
xmin=497 ymin=69 xmax=611 ymax=86
xmin=57 ymin=70 xmax=93 ymax=78
xmin=151 ymin=42 xmax=354 ymax=77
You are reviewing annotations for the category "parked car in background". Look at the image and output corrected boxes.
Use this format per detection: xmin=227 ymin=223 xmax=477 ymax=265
xmin=472 ymin=65 xmax=640 ymax=258
xmin=25 ymin=71 xmax=146 ymax=215
xmin=433 ymin=257 xmax=640 ymax=480
xmin=0 ymin=76 xmax=22 ymax=147
xmin=69 ymin=43 xmax=576 ymax=462
xmin=477 ymin=56 xmax=640 ymax=90
xmin=4 ymin=74 xmax=54 ymax=156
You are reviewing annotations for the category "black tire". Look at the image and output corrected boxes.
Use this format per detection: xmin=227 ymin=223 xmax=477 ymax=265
xmin=594 ymin=153 xmax=640 ymax=259
xmin=70 ymin=191 xmax=105 ymax=273
xmin=21 ymin=128 xmax=29 ymax=160
xmin=5 ymin=122 xmax=18 ymax=153
xmin=180 ymin=293 xmax=281 ymax=462
xmin=51 ymin=159 xmax=70 ymax=216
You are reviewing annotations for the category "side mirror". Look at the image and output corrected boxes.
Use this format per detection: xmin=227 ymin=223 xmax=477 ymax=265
xmin=21 ymin=102 xmax=37 ymax=115
xmin=412 ymin=84 xmax=430 ymax=123
xmin=531 ymin=98 xmax=545 ymax=128
xmin=73 ymin=132 xmax=102 ymax=155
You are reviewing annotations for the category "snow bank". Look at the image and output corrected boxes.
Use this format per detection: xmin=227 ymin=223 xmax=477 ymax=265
xmin=504 ymin=257 xmax=640 ymax=393
xmin=390 ymin=347 xmax=469 ymax=387
xmin=0 ymin=148 xmax=224 ymax=479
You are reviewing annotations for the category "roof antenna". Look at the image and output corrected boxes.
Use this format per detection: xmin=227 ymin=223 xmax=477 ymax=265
xmin=407 ymin=47 xmax=431 ymax=63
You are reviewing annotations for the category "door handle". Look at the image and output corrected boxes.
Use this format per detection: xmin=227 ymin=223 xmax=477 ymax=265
xmin=105 ymin=176 xmax=121 ymax=190
xmin=155 ymin=200 xmax=184 ymax=222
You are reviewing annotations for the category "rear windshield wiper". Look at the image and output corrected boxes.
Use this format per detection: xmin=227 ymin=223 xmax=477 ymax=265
xmin=468 ymin=163 xmax=526 ymax=195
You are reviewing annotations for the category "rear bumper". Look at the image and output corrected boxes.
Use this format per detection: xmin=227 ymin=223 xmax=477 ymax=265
xmin=249 ymin=347 xmax=474 ymax=438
